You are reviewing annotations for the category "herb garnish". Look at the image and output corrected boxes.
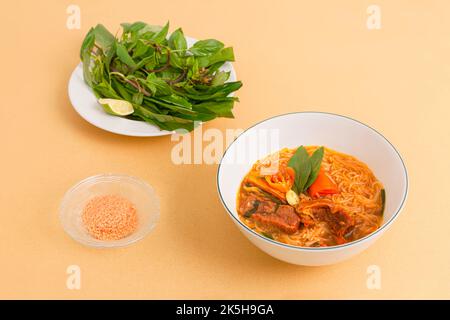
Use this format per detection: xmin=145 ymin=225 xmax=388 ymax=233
xmin=80 ymin=22 xmax=242 ymax=132
xmin=288 ymin=146 xmax=324 ymax=195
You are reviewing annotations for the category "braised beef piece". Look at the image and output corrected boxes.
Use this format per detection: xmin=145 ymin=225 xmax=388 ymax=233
xmin=239 ymin=195 xmax=258 ymax=215
xmin=256 ymin=201 xmax=277 ymax=214
xmin=240 ymin=195 xmax=300 ymax=233
xmin=311 ymin=206 xmax=353 ymax=237
xmin=296 ymin=199 xmax=354 ymax=238
xmin=253 ymin=205 xmax=300 ymax=234
xmin=239 ymin=196 xmax=277 ymax=217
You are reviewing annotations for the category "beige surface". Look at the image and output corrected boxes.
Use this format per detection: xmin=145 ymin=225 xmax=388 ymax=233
xmin=1 ymin=0 xmax=449 ymax=299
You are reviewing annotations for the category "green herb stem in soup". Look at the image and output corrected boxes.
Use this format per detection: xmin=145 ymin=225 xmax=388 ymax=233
xmin=237 ymin=146 xmax=385 ymax=247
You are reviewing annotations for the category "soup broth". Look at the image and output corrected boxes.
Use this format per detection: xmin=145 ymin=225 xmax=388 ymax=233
xmin=237 ymin=146 xmax=384 ymax=247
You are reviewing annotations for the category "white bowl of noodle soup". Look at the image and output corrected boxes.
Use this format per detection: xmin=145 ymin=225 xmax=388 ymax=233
xmin=217 ymin=112 xmax=408 ymax=266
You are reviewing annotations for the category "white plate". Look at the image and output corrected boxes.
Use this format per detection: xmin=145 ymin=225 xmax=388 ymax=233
xmin=68 ymin=36 xmax=237 ymax=137
xmin=217 ymin=112 xmax=408 ymax=266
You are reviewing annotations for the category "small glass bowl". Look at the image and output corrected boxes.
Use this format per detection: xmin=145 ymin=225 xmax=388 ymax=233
xmin=59 ymin=174 xmax=160 ymax=248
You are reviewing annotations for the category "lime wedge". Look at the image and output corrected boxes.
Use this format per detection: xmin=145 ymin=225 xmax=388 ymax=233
xmin=98 ymin=98 xmax=134 ymax=116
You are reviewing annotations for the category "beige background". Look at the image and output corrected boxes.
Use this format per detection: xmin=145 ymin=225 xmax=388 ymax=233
xmin=1 ymin=0 xmax=449 ymax=299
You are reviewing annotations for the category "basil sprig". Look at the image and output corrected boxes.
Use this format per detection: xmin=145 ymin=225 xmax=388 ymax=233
xmin=288 ymin=146 xmax=324 ymax=195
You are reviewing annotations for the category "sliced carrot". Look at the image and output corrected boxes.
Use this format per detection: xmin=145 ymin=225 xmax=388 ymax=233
xmin=308 ymin=169 xmax=339 ymax=197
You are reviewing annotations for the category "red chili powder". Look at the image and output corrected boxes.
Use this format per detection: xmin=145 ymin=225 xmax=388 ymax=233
xmin=82 ymin=194 xmax=138 ymax=240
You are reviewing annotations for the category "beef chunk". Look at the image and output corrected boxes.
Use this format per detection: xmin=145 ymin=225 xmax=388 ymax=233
xmin=239 ymin=196 xmax=277 ymax=218
xmin=296 ymin=199 xmax=354 ymax=237
xmin=311 ymin=206 xmax=353 ymax=237
xmin=253 ymin=205 xmax=300 ymax=234
xmin=256 ymin=201 xmax=277 ymax=214
xmin=239 ymin=195 xmax=258 ymax=216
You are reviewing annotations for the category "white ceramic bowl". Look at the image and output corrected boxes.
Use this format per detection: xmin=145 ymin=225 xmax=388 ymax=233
xmin=217 ymin=112 xmax=408 ymax=266
xmin=60 ymin=174 xmax=160 ymax=248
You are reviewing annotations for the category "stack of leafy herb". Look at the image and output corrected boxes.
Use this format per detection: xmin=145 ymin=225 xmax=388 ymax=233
xmin=80 ymin=22 xmax=242 ymax=131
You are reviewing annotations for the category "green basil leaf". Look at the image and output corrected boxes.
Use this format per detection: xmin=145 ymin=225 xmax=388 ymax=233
xmin=121 ymin=21 xmax=147 ymax=34
xmin=80 ymin=29 xmax=95 ymax=86
xmin=80 ymin=27 xmax=94 ymax=60
xmin=168 ymin=28 xmax=187 ymax=51
xmin=151 ymin=21 xmax=169 ymax=43
xmin=132 ymin=92 xmax=144 ymax=105
xmin=135 ymin=54 xmax=156 ymax=70
xmin=198 ymin=47 xmax=234 ymax=68
xmin=207 ymin=61 xmax=226 ymax=74
xmin=211 ymin=71 xmax=230 ymax=86
xmin=193 ymin=100 xmax=235 ymax=118
xmin=189 ymin=39 xmax=224 ymax=56
xmin=132 ymin=40 xmax=150 ymax=58
xmin=304 ymin=147 xmax=324 ymax=190
xmin=188 ymin=58 xmax=199 ymax=78
xmin=104 ymin=40 xmax=117 ymax=71
xmin=92 ymin=82 xmax=121 ymax=99
xmin=183 ymin=81 xmax=242 ymax=101
xmin=93 ymin=24 xmax=115 ymax=51
xmin=116 ymin=43 xmax=137 ymax=68
xmin=169 ymin=52 xmax=185 ymax=69
xmin=288 ymin=146 xmax=312 ymax=194
xmin=133 ymin=104 xmax=196 ymax=131
xmin=111 ymin=78 xmax=132 ymax=100
xmin=145 ymin=74 xmax=172 ymax=96
xmin=160 ymin=94 xmax=192 ymax=109
xmin=146 ymin=98 xmax=195 ymax=115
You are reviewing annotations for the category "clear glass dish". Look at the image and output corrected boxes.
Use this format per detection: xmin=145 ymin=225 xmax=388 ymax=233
xmin=59 ymin=174 xmax=160 ymax=248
